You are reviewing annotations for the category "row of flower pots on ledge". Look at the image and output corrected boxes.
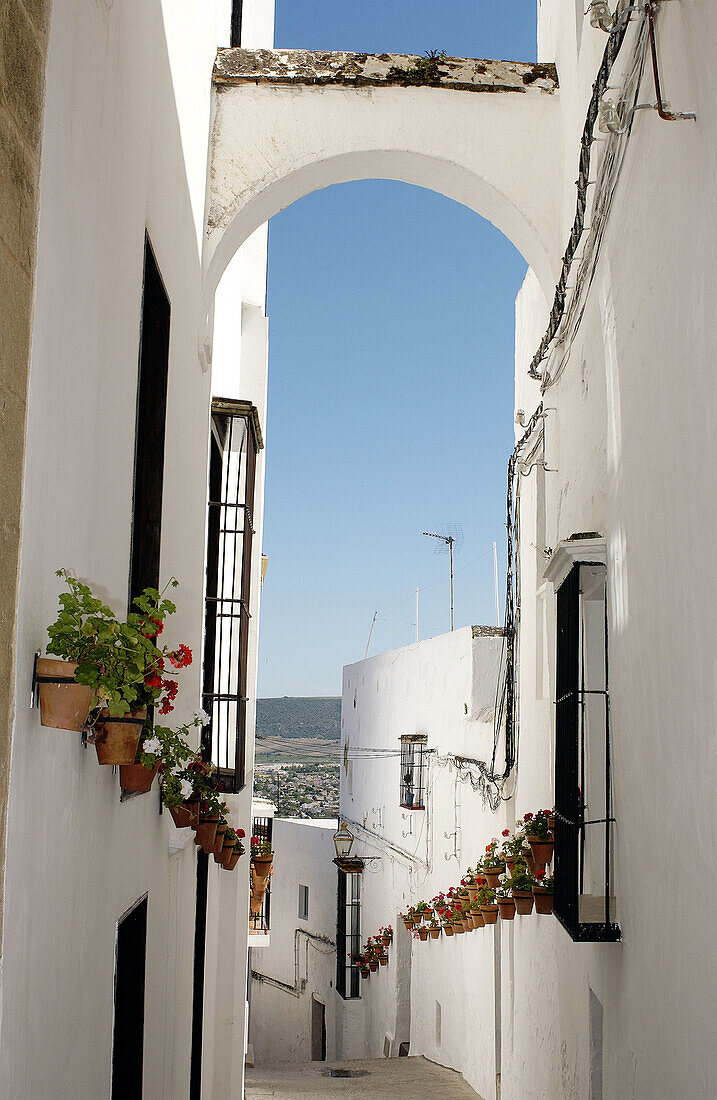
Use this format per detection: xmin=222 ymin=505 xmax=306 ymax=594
xmin=399 ymin=811 xmax=555 ymax=938
xmin=34 ymin=571 xmax=247 ymax=872
xmin=249 ymin=840 xmax=274 ymax=917
xmin=352 ymin=926 xmax=393 ymax=979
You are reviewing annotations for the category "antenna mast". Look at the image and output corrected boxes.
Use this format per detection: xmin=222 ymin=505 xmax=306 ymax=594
xmin=422 ymin=525 xmax=463 ymax=631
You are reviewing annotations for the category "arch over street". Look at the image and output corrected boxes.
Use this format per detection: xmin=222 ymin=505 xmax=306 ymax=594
xmin=204 ymin=48 xmax=562 ymax=309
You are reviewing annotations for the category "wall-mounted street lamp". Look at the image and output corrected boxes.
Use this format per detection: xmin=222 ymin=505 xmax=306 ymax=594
xmin=333 ymin=822 xmax=355 ymax=861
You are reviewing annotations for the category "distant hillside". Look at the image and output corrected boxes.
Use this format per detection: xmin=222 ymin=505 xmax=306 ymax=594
xmin=256 ymin=697 xmax=341 ymax=740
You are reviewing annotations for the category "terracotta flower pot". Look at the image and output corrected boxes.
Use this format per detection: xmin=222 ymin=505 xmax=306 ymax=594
xmin=429 ymin=927 xmax=441 ymax=939
xmin=360 ymin=968 xmax=370 ymax=979
xmin=194 ymin=816 xmax=219 ymax=852
xmin=527 ymin=835 xmax=554 ymax=868
xmin=369 ymin=960 xmax=378 ymax=971
xmin=93 ymin=708 xmax=146 ymax=765
xmin=471 ymin=911 xmax=485 ymax=929
xmin=418 ymin=929 xmax=428 ymax=941
xmin=533 ymin=887 xmax=554 ymax=914
xmin=212 ymin=824 xmax=227 ymax=854
xmin=466 ymin=884 xmax=478 ymax=902
xmin=443 ymin=924 xmax=454 ymax=937
xmin=251 ymin=856 xmax=273 ymax=882
xmin=483 ymin=866 xmax=504 ymax=889
xmin=169 ymin=800 xmax=200 ymax=829
xmin=36 ymin=658 xmax=93 ymax=731
xmin=382 ymin=934 xmax=392 ymax=946
xmin=379 ymin=954 xmax=389 ymax=964
xmin=522 ymin=847 xmax=538 ymax=877
xmin=480 ymin=905 xmax=499 ymax=926
xmin=462 ymin=918 xmax=473 ymax=932
xmin=505 ymin=858 xmax=516 ymax=876
xmin=119 ymin=761 xmax=159 ymax=792
xmin=497 ymin=897 xmax=516 ymax=920
xmin=453 ymin=921 xmax=465 ymax=934
xmin=222 ymin=844 xmax=243 ymax=871
xmin=402 ymin=919 xmax=414 ymax=931
xmin=512 ymin=889 xmax=534 ymax=915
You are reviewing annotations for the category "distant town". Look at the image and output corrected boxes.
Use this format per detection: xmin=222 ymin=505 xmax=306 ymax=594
xmin=254 ymin=697 xmax=340 ymax=818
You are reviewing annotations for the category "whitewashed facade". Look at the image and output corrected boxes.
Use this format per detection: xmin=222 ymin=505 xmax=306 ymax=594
xmin=1 ymin=1 xmax=715 ymax=1098
xmin=238 ymin=4 xmax=717 ymax=1100
xmin=0 ymin=2 xmax=274 ymax=1098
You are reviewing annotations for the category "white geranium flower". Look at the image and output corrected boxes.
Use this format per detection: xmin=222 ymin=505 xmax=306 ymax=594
xmin=193 ymin=708 xmax=211 ymax=726
xmin=180 ymin=778 xmax=193 ymax=800
xmin=143 ymin=736 xmax=161 ymax=756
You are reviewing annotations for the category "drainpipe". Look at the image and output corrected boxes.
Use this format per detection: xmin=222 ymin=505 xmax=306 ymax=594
xmin=494 ymin=924 xmax=501 ymax=1100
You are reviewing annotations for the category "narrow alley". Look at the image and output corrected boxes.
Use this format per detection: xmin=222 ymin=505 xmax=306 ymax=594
xmin=245 ymin=1057 xmax=483 ymax=1098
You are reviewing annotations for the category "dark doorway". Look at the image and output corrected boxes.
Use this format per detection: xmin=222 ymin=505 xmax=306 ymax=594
xmin=112 ymin=897 xmax=148 ymax=1099
xmin=129 ymin=235 xmax=171 ymax=605
xmin=311 ymin=997 xmax=326 ymax=1061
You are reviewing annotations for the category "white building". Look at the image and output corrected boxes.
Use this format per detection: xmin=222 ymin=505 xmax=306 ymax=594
xmin=1 ymin=1 xmax=715 ymax=1098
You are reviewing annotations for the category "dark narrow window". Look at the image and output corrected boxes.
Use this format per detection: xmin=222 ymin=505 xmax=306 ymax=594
xmin=249 ymin=815 xmax=272 ymax=933
xmin=112 ymin=897 xmax=148 ymax=1099
xmin=202 ymin=399 xmax=262 ymax=791
xmin=336 ymin=868 xmax=361 ymax=999
xmin=400 ymin=735 xmax=427 ymax=810
xmin=554 ymin=561 xmax=620 ymax=941
xmin=298 ymin=884 xmax=309 ymax=921
xmin=129 ymin=236 xmax=170 ymax=604
xmin=230 ymin=1 xmax=243 ymax=47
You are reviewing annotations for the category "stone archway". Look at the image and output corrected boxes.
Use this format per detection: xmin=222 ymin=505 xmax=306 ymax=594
xmin=203 ymin=48 xmax=561 ymax=312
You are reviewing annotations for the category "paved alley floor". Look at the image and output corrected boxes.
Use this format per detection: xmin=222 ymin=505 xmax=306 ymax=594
xmin=245 ymin=1056 xmax=484 ymax=1098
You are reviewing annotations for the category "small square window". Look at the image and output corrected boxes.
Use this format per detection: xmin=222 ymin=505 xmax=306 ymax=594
xmin=298 ymin=884 xmax=309 ymax=921
xmin=400 ymin=735 xmax=427 ymax=810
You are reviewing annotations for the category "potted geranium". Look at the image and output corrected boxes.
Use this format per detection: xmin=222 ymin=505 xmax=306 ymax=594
xmin=251 ymin=836 xmax=274 ymax=880
xmin=427 ymin=918 xmax=441 ymax=939
xmin=478 ymin=885 xmax=499 ymax=925
xmin=500 ymin=825 xmax=526 ymax=875
xmin=469 ymin=901 xmax=484 ymax=929
xmin=525 ymin=810 xmax=554 ymax=868
xmin=496 ymin=887 xmax=516 ymax=920
xmin=380 ymin=925 xmax=393 ymax=946
xmin=482 ymin=839 xmax=505 ymax=888
xmin=40 ymin=571 xmax=192 ymax=765
xmin=121 ymin=711 xmax=202 ymax=793
xmin=532 ymin=870 xmax=554 ymax=914
xmin=509 ymin=861 xmax=537 ymax=914
xmin=220 ymin=827 xmax=245 ymax=870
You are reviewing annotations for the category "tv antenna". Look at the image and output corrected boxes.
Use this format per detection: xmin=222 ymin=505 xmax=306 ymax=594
xmin=422 ymin=524 xmax=463 ymax=631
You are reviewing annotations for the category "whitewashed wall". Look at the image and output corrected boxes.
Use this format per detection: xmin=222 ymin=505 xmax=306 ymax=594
xmin=505 ymin=3 xmax=717 ymax=1099
xmin=0 ymin=1 xmax=274 ymax=1097
xmin=248 ymin=818 xmax=339 ymax=1063
xmin=336 ymin=628 xmax=510 ymax=1100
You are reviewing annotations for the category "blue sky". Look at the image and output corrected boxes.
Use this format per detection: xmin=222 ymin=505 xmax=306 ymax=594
xmin=257 ymin=2 xmax=537 ymax=697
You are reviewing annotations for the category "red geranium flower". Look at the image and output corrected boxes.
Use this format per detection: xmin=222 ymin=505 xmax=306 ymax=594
xmin=144 ymin=673 xmax=162 ymax=689
xmin=524 ymin=812 xmax=533 ymax=820
xmin=502 ymin=829 xmax=510 ymax=836
xmin=237 ymin=829 xmax=245 ymax=838
xmin=159 ymin=700 xmax=173 ymax=715
xmin=535 ymin=870 xmax=545 ymax=879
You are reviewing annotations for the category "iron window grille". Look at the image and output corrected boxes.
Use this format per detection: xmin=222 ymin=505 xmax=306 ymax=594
xmin=554 ymin=561 xmax=620 ymax=942
xmin=336 ymin=868 xmax=361 ymax=999
xmin=400 ymin=734 xmax=428 ymax=810
xmin=250 ymin=815 xmax=273 ymax=933
xmin=201 ymin=399 xmax=262 ymax=791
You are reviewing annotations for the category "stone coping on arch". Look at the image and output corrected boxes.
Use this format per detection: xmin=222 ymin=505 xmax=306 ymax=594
xmin=213 ymin=48 xmax=558 ymax=96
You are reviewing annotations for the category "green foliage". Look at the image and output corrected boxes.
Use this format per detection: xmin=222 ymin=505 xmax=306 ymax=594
xmin=46 ymin=570 xmax=182 ymax=717
xmin=507 ymin=860 xmax=538 ymax=892
xmin=524 ymin=809 xmax=552 ymax=840
xmin=387 ymin=50 xmax=449 ymax=87
xmin=256 ymin=697 xmax=341 ymax=740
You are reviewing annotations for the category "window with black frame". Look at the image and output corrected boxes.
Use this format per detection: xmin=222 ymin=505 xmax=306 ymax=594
xmin=400 ymin=734 xmax=427 ymax=810
xmin=336 ymin=868 xmax=361 ymax=999
xmin=201 ymin=398 xmax=262 ymax=792
xmin=554 ymin=559 xmax=620 ymax=942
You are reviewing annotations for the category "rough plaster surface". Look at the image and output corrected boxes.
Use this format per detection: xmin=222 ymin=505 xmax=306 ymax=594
xmin=213 ymin=47 xmax=558 ymax=95
xmin=245 ymin=1056 xmax=484 ymax=1098
xmin=0 ymin=0 xmax=51 ymax=979
xmin=204 ymin=47 xmax=563 ymax=306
